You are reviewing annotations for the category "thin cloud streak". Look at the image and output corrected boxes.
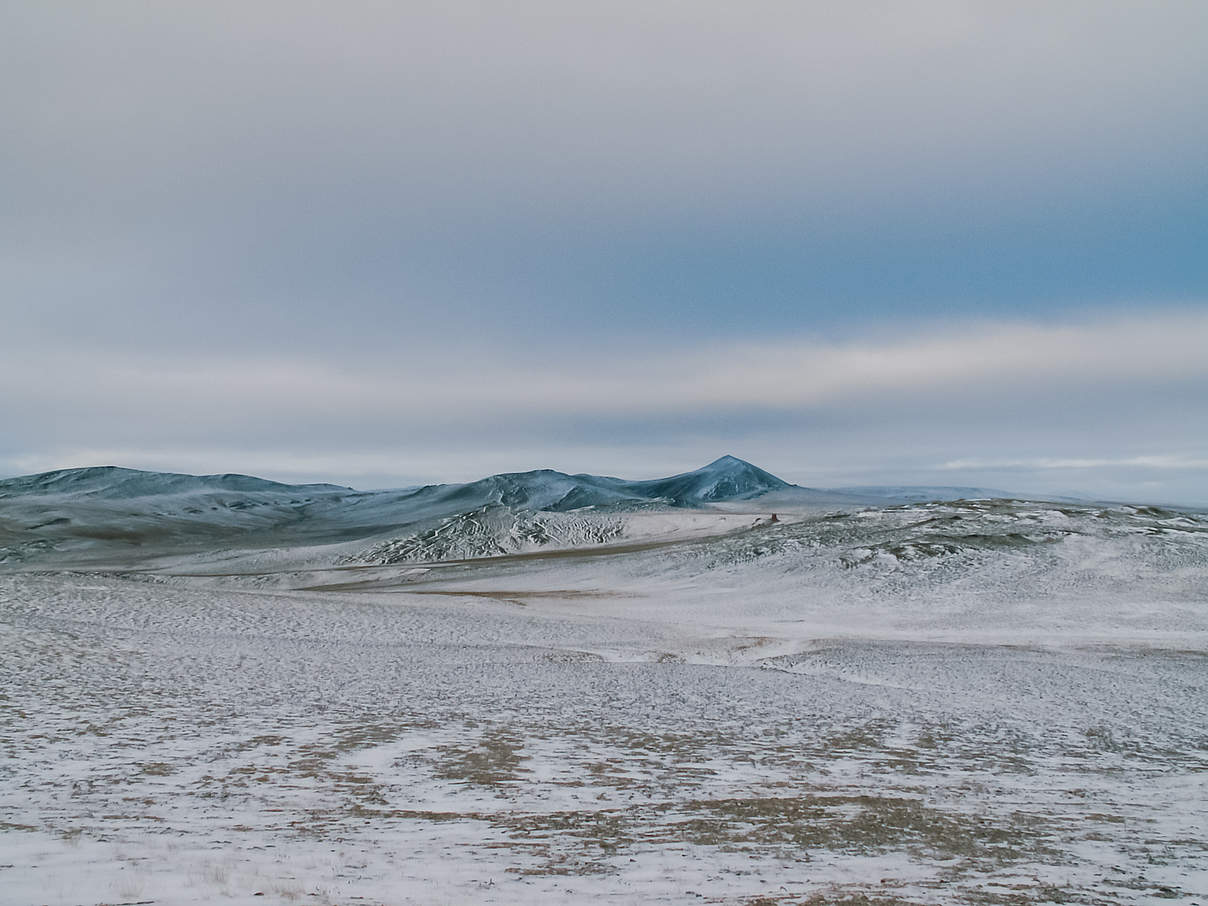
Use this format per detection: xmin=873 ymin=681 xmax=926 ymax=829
xmin=941 ymin=455 xmax=1208 ymax=472
xmin=3 ymin=309 xmax=1207 ymax=502
xmin=3 ymin=309 xmax=1205 ymax=423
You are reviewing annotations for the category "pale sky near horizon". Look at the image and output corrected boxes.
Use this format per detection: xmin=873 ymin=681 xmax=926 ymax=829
xmin=3 ymin=2 xmax=1207 ymax=503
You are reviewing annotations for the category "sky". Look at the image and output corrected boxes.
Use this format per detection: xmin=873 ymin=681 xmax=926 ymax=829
xmin=3 ymin=2 xmax=1207 ymax=503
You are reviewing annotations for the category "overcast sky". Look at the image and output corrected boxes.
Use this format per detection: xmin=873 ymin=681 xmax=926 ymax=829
xmin=3 ymin=2 xmax=1207 ymax=502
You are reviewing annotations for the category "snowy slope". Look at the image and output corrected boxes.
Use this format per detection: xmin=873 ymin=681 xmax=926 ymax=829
xmin=287 ymin=496 xmax=1208 ymax=648
xmin=3 ymin=493 xmax=1206 ymax=904
xmin=0 ymin=467 xmax=359 ymax=565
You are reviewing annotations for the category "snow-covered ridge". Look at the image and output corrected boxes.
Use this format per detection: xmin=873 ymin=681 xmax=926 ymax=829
xmin=6 ymin=457 xmax=1196 ymax=570
xmin=0 ymin=456 xmax=790 ymax=505
xmin=385 ymin=454 xmax=799 ymax=512
xmin=0 ymin=456 xmax=829 ymax=567
xmin=0 ymin=464 xmax=350 ymax=499
xmin=348 ymin=505 xmax=628 ymax=564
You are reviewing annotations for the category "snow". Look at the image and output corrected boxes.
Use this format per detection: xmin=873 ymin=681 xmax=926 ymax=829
xmin=2 ymin=465 xmax=1207 ymax=904
xmin=0 ymin=458 xmax=840 ymax=570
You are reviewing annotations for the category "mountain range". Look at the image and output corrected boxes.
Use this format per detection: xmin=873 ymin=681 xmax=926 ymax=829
xmin=0 ymin=456 xmax=1009 ymax=568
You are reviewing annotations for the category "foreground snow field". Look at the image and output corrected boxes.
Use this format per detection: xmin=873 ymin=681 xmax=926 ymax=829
xmin=2 ymin=468 xmax=1207 ymax=904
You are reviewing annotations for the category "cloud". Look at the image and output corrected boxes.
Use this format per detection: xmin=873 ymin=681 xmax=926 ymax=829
xmin=2 ymin=308 xmax=1206 ymax=494
xmin=6 ymin=1 xmax=1207 ymax=228
xmin=2 ymin=3 xmax=1205 ymax=502
xmin=3 ymin=2 xmax=1205 ymax=371
xmin=3 ymin=308 xmax=1205 ymax=426
xmin=940 ymin=455 xmax=1208 ymax=472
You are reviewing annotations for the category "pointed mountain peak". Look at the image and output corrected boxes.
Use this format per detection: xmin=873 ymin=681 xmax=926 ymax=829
xmin=702 ymin=454 xmax=753 ymax=470
xmin=622 ymin=456 xmax=792 ymax=505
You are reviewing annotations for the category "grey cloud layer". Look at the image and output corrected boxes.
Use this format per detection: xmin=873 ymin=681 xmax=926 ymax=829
xmin=6 ymin=310 xmax=1206 ymax=420
xmin=7 ymin=1 xmax=1205 ymax=351
xmin=4 ymin=2 xmax=1206 ymax=500
xmin=9 ymin=2 xmax=1206 ymax=221
xmin=3 ymin=311 xmax=1206 ymax=501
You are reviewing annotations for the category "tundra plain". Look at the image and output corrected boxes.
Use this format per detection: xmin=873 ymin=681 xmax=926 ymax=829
xmin=2 ymin=461 xmax=1206 ymax=905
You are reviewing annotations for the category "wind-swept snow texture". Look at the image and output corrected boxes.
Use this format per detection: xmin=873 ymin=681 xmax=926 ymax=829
xmin=1 ymin=460 xmax=1207 ymax=905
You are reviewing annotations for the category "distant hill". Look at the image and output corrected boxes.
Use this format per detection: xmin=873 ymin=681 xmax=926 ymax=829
xmin=614 ymin=455 xmax=792 ymax=505
xmin=0 ymin=465 xmax=349 ymax=499
xmin=833 ymin=485 xmax=1091 ymax=504
xmin=832 ymin=485 xmax=1015 ymax=503
xmin=0 ymin=456 xmax=847 ymax=567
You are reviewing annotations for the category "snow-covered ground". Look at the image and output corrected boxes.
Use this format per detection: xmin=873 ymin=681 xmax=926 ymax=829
xmin=2 ymin=485 xmax=1207 ymax=904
